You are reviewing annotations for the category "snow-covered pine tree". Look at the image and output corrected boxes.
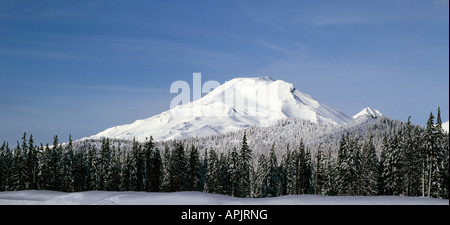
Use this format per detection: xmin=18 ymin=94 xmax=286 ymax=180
xmin=99 ymin=138 xmax=111 ymax=191
xmin=336 ymin=134 xmax=350 ymax=195
xmin=131 ymin=138 xmax=145 ymax=191
xmin=296 ymin=140 xmax=307 ymax=195
xmin=11 ymin=139 xmax=27 ymax=190
xmin=49 ymin=135 xmax=62 ymax=191
xmin=205 ymin=148 xmax=219 ymax=193
xmin=381 ymin=134 xmax=395 ymax=195
xmin=303 ymin=147 xmax=313 ymax=194
xmin=199 ymin=148 xmax=208 ymax=193
xmin=144 ymin=136 xmax=155 ymax=192
xmin=314 ymin=144 xmax=326 ymax=195
xmin=423 ymin=112 xmax=440 ymax=197
xmin=160 ymin=144 xmax=171 ymax=192
xmin=86 ymin=143 xmax=99 ymax=191
xmin=39 ymin=144 xmax=50 ymax=190
xmin=401 ymin=117 xmax=422 ymax=196
xmin=73 ymin=141 xmax=87 ymax=192
xmin=254 ymin=154 xmax=269 ymax=198
xmin=150 ymin=145 xmax=162 ymax=192
xmin=218 ymin=152 xmax=231 ymax=195
xmin=188 ymin=144 xmax=200 ymax=192
xmin=432 ymin=107 xmax=447 ymax=198
xmin=347 ymin=135 xmax=361 ymax=195
xmin=410 ymin=126 xmax=424 ymax=196
xmin=440 ymin=126 xmax=449 ymax=199
xmin=323 ymin=148 xmax=337 ymax=196
xmin=61 ymin=135 xmax=74 ymax=192
xmin=25 ymin=134 xmax=39 ymax=190
xmin=239 ymin=132 xmax=252 ymax=198
xmin=229 ymin=147 xmax=240 ymax=197
xmin=120 ymin=149 xmax=133 ymax=191
xmin=285 ymin=145 xmax=297 ymax=195
xmin=0 ymin=142 xmax=13 ymax=191
xmin=170 ymin=142 xmax=187 ymax=192
xmin=267 ymin=143 xmax=279 ymax=197
xmin=109 ymin=143 xmax=121 ymax=191
xmin=360 ymin=136 xmax=378 ymax=196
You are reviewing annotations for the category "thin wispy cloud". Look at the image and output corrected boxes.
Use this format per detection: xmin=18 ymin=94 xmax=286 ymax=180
xmin=241 ymin=0 xmax=448 ymax=28
xmin=434 ymin=0 xmax=449 ymax=4
xmin=39 ymin=83 xmax=167 ymax=95
xmin=256 ymin=40 xmax=296 ymax=56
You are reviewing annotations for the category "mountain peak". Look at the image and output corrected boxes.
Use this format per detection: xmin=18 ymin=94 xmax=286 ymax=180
xmin=87 ymin=77 xmax=352 ymax=141
xmin=353 ymin=107 xmax=383 ymax=119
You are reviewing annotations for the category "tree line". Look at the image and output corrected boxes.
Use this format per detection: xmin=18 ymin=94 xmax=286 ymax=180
xmin=0 ymin=109 xmax=448 ymax=199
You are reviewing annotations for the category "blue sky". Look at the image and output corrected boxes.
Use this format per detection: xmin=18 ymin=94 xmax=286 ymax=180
xmin=0 ymin=0 xmax=448 ymax=144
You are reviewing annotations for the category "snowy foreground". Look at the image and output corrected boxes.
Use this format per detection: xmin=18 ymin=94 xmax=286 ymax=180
xmin=0 ymin=190 xmax=447 ymax=205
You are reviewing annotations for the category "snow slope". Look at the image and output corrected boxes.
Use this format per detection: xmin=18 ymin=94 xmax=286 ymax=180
xmin=0 ymin=190 xmax=447 ymax=205
xmin=443 ymin=121 xmax=449 ymax=133
xmin=86 ymin=77 xmax=352 ymax=142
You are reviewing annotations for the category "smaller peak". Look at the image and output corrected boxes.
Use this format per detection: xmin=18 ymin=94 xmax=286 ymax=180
xmin=353 ymin=107 xmax=383 ymax=119
xmin=443 ymin=121 xmax=449 ymax=133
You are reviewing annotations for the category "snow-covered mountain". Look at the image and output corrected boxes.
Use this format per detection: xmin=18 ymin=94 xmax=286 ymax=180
xmin=86 ymin=76 xmax=352 ymax=142
xmin=353 ymin=107 xmax=383 ymax=119
xmin=443 ymin=121 xmax=449 ymax=133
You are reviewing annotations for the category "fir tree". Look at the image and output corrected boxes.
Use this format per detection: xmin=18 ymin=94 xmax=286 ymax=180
xmin=205 ymin=148 xmax=219 ymax=193
xmin=285 ymin=146 xmax=297 ymax=195
xmin=440 ymin=129 xmax=449 ymax=199
xmin=218 ymin=152 xmax=231 ymax=195
xmin=120 ymin=150 xmax=133 ymax=191
xmin=99 ymin=138 xmax=111 ymax=191
xmin=360 ymin=136 xmax=378 ymax=196
xmin=423 ymin=112 xmax=440 ymax=197
xmin=160 ymin=144 xmax=171 ymax=192
xmin=51 ymin=136 xmax=63 ymax=191
xmin=73 ymin=142 xmax=88 ymax=192
xmin=229 ymin=147 xmax=240 ymax=197
xmin=86 ymin=143 xmax=99 ymax=191
xmin=323 ymin=149 xmax=337 ymax=196
xmin=348 ymin=136 xmax=361 ymax=195
xmin=296 ymin=140 xmax=308 ymax=195
xmin=11 ymin=139 xmax=27 ymax=190
xmin=61 ymin=135 xmax=75 ymax=192
xmin=314 ymin=145 xmax=326 ymax=195
xmin=188 ymin=144 xmax=200 ymax=192
xmin=432 ymin=107 xmax=446 ymax=198
xmin=39 ymin=144 xmax=51 ymax=190
xmin=109 ymin=143 xmax=121 ymax=191
xmin=170 ymin=142 xmax=187 ymax=192
xmin=402 ymin=118 xmax=422 ymax=196
xmin=0 ymin=142 xmax=13 ymax=191
xmin=303 ymin=148 xmax=313 ymax=194
xmin=336 ymin=133 xmax=351 ymax=195
xmin=25 ymin=134 xmax=39 ymax=190
xmin=144 ymin=137 xmax=155 ymax=192
xmin=239 ymin=132 xmax=252 ymax=198
xmin=267 ymin=144 xmax=279 ymax=197
xmin=150 ymin=145 xmax=162 ymax=192
xmin=255 ymin=154 xmax=269 ymax=198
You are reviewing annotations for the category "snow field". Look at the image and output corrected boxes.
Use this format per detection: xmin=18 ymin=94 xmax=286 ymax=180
xmin=0 ymin=190 xmax=447 ymax=205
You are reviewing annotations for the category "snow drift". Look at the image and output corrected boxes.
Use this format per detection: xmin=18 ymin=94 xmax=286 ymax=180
xmin=0 ymin=190 xmax=447 ymax=205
